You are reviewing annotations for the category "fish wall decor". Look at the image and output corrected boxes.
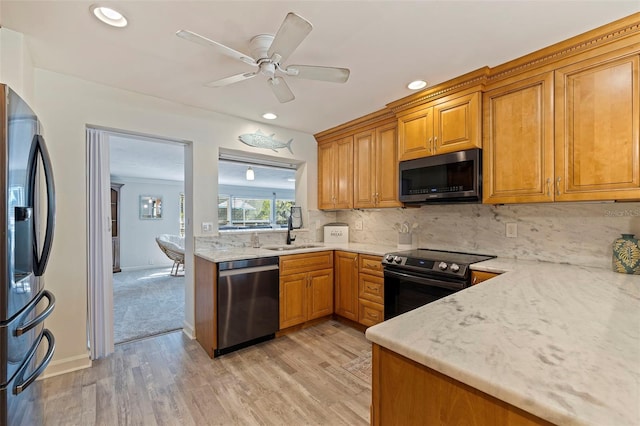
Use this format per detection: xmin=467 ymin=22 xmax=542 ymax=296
xmin=238 ymin=130 xmax=293 ymax=154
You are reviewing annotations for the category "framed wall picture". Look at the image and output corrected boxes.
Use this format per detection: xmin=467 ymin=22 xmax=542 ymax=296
xmin=140 ymin=195 xmax=162 ymax=219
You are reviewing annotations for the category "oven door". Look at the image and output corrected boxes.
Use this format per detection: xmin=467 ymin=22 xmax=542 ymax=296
xmin=383 ymin=267 xmax=466 ymax=320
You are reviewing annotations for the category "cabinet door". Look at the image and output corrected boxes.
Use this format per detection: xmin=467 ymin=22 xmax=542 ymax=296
xmin=375 ymin=123 xmax=402 ymax=208
xmin=334 ymin=251 xmax=359 ymax=321
xmin=397 ymin=107 xmax=434 ymax=161
xmin=279 ymin=273 xmax=307 ymax=329
xmin=307 ymin=269 xmax=334 ymax=320
xmin=353 ymin=130 xmax=377 ymax=208
xmin=318 ymin=142 xmax=336 ymax=209
xmin=555 ymin=52 xmax=640 ymax=201
xmin=433 ymin=92 xmax=481 ymax=155
xmin=335 ymin=136 xmax=354 ymax=209
xmin=483 ymin=73 xmax=555 ymax=204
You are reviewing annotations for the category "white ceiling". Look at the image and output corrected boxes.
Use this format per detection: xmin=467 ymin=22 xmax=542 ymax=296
xmin=3 ymin=1 xmax=639 ymax=136
xmin=109 ymin=133 xmax=185 ymax=181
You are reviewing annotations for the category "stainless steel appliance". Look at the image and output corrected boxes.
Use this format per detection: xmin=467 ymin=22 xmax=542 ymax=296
xmin=1 ymin=85 xmax=56 ymax=426
xmin=399 ymin=148 xmax=482 ymax=203
xmin=383 ymin=249 xmax=494 ymax=320
xmin=216 ymin=256 xmax=279 ymax=356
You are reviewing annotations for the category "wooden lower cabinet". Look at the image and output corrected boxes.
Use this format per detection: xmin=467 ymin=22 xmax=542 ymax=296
xmin=334 ymin=251 xmax=359 ymax=321
xmin=471 ymin=270 xmax=500 ymax=285
xmin=279 ymin=251 xmax=334 ymax=329
xmin=371 ymin=344 xmax=553 ymax=426
xmin=194 ymin=255 xmax=217 ymax=358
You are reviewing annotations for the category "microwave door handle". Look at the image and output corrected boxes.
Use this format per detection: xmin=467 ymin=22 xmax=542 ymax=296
xmin=27 ymin=134 xmax=56 ymax=277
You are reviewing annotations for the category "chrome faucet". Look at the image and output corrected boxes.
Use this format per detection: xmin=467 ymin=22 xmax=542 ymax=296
xmin=286 ymin=215 xmax=296 ymax=245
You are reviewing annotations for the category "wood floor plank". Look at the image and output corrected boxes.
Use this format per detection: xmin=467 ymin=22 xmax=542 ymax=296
xmin=35 ymin=320 xmax=371 ymax=425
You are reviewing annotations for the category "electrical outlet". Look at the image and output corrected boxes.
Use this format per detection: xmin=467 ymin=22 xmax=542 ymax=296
xmin=355 ymin=219 xmax=363 ymax=230
xmin=202 ymin=222 xmax=213 ymax=233
xmin=506 ymin=222 xmax=518 ymax=238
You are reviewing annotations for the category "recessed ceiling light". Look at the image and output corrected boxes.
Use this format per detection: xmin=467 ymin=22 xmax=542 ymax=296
xmin=90 ymin=4 xmax=128 ymax=27
xmin=407 ymin=80 xmax=427 ymax=90
xmin=262 ymin=112 xmax=278 ymax=120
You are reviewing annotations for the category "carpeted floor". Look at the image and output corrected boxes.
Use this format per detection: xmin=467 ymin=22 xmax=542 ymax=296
xmin=113 ymin=267 xmax=184 ymax=344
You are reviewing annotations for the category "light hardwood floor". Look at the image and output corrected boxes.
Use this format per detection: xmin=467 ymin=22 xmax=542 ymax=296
xmin=37 ymin=321 xmax=372 ymax=425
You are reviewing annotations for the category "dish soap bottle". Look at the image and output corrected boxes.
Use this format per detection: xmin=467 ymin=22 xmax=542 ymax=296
xmin=612 ymin=234 xmax=640 ymax=274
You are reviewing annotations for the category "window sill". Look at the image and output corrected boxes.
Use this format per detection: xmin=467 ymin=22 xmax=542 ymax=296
xmin=218 ymin=228 xmax=310 ymax=235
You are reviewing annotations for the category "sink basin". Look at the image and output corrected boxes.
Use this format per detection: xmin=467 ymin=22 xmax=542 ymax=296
xmin=263 ymin=244 xmax=323 ymax=251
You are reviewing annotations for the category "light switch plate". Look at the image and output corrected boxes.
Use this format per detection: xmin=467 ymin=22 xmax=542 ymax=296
xmin=506 ymin=222 xmax=517 ymax=238
xmin=355 ymin=219 xmax=363 ymax=230
xmin=202 ymin=222 xmax=213 ymax=233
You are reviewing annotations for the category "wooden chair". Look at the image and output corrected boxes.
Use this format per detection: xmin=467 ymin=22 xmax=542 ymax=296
xmin=155 ymin=234 xmax=185 ymax=276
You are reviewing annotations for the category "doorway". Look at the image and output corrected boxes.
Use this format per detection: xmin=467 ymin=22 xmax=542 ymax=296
xmin=87 ymin=127 xmax=192 ymax=357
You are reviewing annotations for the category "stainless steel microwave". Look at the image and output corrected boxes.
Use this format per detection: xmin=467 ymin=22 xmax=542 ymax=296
xmin=399 ymin=149 xmax=482 ymax=204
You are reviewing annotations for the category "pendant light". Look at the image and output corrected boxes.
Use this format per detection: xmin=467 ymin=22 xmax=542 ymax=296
xmin=246 ymin=167 xmax=255 ymax=181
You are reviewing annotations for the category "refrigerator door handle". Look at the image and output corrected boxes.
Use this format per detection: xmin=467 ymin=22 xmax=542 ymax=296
xmin=27 ymin=134 xmax=56 ymax=277
xmin=14 ymin=290 xmax=56 ymax=336
xmin=13 ymin=329 xmax=55 ymax=395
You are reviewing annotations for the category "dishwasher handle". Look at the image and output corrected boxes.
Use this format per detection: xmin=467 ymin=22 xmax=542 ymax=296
xmin=219 ymin=264 xmax=279 ymax=277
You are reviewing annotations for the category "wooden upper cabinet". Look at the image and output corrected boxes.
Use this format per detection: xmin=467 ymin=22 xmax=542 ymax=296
xmin=483 ymin=72 xmax=555 ymax=204
xmin=555 ymin=51 xmax=640 ymax=201
xmin=433 ymin=92 xmax=481 ymax=155
xmin=318 ymin=136 xmax=353 ymax=209
xmin=353 ymin=130 xmax=376 ymax=208
xmin=397 ymin=107 xmax=434 ymax=161
xmin=354 ymin=123 xmax=401 ymax=208
xmin=317 ymin=142 xmax=336 ymax=210
xmin=398 ymin=92 xmax=481 ymax=161
xmin=376 ymin=123 xmax=401 ymax=208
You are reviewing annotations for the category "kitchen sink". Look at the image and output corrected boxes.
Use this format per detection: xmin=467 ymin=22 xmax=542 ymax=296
xmin=263 ymin=244 xmax=323 ymax=251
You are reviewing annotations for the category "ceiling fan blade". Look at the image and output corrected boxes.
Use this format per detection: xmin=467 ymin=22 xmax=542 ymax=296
xmin=267 ymin=12 xmax=313 ymax=64
xmin=268 ymin=77 xmax=295 ymax=103
xmin=286 ymin=65 xmax=350 ymax=83
xmin=205 ymin=72 xmax=257 ymax=88
xmin=176 ymin=30 xmax=257 ymax=66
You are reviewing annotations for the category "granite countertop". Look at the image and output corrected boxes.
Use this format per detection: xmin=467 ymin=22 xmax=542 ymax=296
xmin=366 ymin=258 xmax=640 ymax=426
xmin=195 ymin=242 xmax=397 ymax=263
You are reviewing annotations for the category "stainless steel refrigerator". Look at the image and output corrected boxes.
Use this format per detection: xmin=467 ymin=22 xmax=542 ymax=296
xmin=0 ymin=84 xmax=56 ymax=426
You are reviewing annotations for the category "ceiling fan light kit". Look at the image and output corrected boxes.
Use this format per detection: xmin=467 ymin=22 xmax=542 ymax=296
xmin=177 ymin=12 xmax=351 ymax=103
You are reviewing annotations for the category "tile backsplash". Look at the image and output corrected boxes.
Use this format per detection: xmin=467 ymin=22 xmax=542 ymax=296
xmin=336 ymin=202 xmax=640 ymax=269
xmin=196 ymin=202 xmax=640 ymax=269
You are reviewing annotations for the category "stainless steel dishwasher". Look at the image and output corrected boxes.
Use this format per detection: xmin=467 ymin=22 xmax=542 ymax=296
xmin=216 ymin=256 xmax=279 ymax=356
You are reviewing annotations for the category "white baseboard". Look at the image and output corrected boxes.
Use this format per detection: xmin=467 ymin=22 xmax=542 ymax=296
xmin=182 ymin=321 xmax=195 ymax=340
xmin=41 ymin=353 xmax=92 ymax=379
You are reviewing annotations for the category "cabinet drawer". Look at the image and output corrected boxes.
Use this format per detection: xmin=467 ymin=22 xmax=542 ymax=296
xmin=280 ymin=251 xmax=334 ymax=276
xmin=359 ymin=254 xmax=383 ymax=277
xmin=359 ymin=299 xmax=384 ymax=327
xmin=359 ymin=274 xmax=384 ymax=304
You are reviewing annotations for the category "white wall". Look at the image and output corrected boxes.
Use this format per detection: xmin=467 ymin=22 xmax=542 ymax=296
xmin=116 ymin=177 xmax=184 ymax=269
xmin=0 ymin=27 xmax=35 ymax=108
xmin=30 ymin=68 xmax=318 ymax=375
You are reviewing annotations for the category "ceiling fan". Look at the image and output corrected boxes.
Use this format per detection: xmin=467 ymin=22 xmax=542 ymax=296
xmin=176 ymin=12 xmax=350 ymax=103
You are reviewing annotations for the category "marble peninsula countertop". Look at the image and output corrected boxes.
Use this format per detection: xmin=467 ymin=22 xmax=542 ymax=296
xmin=195 ymin=242 xmax=397 ymax=263
xmin=366 ymin=257 xmax=640 ymax=426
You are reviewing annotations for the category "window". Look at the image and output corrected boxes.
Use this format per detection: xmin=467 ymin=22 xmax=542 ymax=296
xmin=218 ymin=156 xmax=297 ymax=230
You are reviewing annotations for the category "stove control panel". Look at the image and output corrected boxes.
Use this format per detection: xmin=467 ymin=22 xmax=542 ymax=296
xmin=382 ymin=254 xmax=468 ymax=277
